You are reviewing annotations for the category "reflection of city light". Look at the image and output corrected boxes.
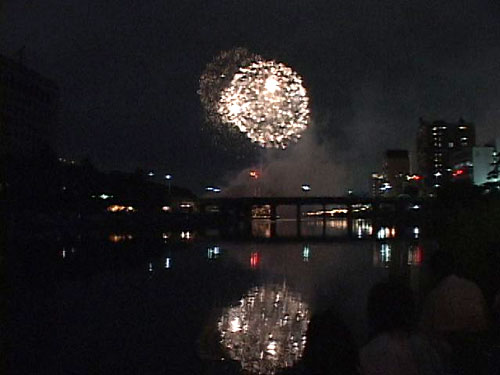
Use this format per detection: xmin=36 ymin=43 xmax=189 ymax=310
xmin=381 ymin=244 xmax=391 ymax=263
xmin=148 ymin=262 xmax=153 ymax=272
xmin=353 ymin=219 xmax=373 ymax=238
xmin=325 ymin=219 xmax=347 ymax=229
xmin=218 ymin=284 xmax=310 ymax=374
xmin=373 ymin=243 xmax=391 ymax=267
xmin=377 ymin=226 xmax=396 ymax=239
xmin=252 ymin=220 xmax=272 ymax=238
xmin=302 ymin=245 xmax=310 ymax=262
xmin=250 ymin=252 xmax=260 ymax=268
xmin=208 ymin=246 xmax=221 ymax=259
xmin=413 ymin=227 xmax=420 ymax=238
xmin=408 ymin=246 xmax=424 ymax=265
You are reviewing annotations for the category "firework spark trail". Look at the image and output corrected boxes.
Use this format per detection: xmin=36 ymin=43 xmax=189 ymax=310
xmin=199 ymin=48 xmax=262 ymax=128
xmin=218 ymin=60 xmax=310 ymax=149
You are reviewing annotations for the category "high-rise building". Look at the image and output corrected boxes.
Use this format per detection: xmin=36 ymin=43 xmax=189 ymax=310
xmin=383 ymin=150 xmax=409 ymax=196
xmin=0 ymin=54 xmax=59 ymax=158
xmin=417 ymin=118 xmax=475 ymax=188
xmin=371 ymin=173 xmax=384 ymax=197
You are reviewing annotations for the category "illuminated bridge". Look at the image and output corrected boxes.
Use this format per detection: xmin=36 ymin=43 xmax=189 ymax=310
xmin=197 ymin=196 xmax=423 ymax=239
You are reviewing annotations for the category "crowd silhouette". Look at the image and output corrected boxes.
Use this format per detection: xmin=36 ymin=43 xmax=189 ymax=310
xmin=281 ymin=250 xmax=500 ymax=375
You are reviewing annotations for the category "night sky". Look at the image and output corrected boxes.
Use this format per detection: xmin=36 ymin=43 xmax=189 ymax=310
xmin=2 ymin=0 xmax=500 ymax=194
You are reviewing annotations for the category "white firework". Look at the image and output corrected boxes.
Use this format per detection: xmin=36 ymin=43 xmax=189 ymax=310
xmin=218 ymin=60 xmax=310 ymax=149
xmin=199 ymin=48 xmax=262 ymax=127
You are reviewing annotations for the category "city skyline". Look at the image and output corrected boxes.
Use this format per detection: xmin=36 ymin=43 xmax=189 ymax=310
xmin=2 ymin=1 xmax=500 ymax=194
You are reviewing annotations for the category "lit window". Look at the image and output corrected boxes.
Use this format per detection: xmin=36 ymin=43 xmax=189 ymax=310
xmin=448 ymin=142 xmax=454 ymax=148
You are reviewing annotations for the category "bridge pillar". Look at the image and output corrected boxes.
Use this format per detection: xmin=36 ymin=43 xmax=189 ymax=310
xmin=296 ymin=203 xmax=302 ymax=237
xmin=270 ymin=204 xmax=277 ymax=220
xmin=347 ymin=204 xmax=353 ymax=238
xmin=322 ymin=203 xmax=327 ymax=237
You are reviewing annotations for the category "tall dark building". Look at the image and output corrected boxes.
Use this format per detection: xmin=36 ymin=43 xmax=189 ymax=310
xmin=371 ymin=173 xmax=384 ymax=197
xmin=0 ymin=54 xmax=59 ymax=158
xmin=383 ymin=150 xmax=410 ymax=196
xmin=417 ymin=118 xmax=475 ymax=188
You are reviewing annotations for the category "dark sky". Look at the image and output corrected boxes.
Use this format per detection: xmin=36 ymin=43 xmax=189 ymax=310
xmin=2 ymin=0 xmax=500 ymax=193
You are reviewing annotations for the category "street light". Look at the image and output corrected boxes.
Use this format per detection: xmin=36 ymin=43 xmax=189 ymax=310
xmin=205 ymin=186 xmax=222 ymax=194
xmin=165 ymin=174 xmax=172 ymax=195
xmin=249 ymin=170 xmax=260 ymax=197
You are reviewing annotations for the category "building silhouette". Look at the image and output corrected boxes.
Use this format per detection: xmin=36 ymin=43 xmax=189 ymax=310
xmin=417 ymin=118 xmax=475 ymax=189
xmin=383 ymin=150 xmax=410 ymax=196
xmin=371 ymin=150 xmax=411 ymax=197
xmin=0 ymin=53 xmax=59 ymax=158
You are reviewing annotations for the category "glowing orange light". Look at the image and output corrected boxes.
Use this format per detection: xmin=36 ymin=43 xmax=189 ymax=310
xmin=107 ymin=205 xmax=135 ymax=213
xmin=249 ymin=170 xmax=259 ymax=179
xmin=250 ymin=252 xmax=260 ymax=268
xmin=107 ymin=205 xmax=123 ymax=212
xmin=108 ymin=233 xmax=133 ymax=243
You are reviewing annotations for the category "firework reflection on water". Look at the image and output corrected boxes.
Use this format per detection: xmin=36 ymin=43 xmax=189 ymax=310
xmin=218 ymin=283 xmax=310 ymax=374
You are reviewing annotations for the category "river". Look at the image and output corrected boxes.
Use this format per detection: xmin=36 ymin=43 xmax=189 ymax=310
xmin=7 ymin=219 xmax=432 ymax=374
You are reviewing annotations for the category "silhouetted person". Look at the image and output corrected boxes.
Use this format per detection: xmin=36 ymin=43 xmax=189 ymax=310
xmin=420 ymin=251 xmax=490 ymax=374
xmin=421 ymin=250 xmax=489 ymax=334
xmin=300 ymin=307 xmax=358 ymax=375
xmin=360 ymin=281 xmax=444 ymax=375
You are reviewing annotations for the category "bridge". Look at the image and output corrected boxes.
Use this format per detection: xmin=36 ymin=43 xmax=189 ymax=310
xmin=197 ymin=196 xmax=423 ymax=238
xmin=198 ymin=196 xmax=421 ymax=213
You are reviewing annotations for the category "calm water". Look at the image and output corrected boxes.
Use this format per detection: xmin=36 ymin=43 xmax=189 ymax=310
xmin=7 ymin=219 xmax=430 ymax=374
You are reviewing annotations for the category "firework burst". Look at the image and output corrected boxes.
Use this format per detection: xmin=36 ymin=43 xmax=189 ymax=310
xmin=199 ymin=48 xmax=263 ymax=157
xmin=218 ymin=60 xmax=310 ymax=149
xmin=199 ymin=48 xmax=262 ymax=128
